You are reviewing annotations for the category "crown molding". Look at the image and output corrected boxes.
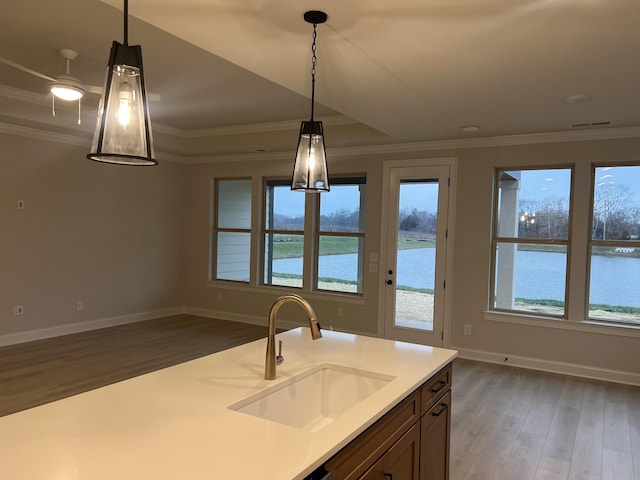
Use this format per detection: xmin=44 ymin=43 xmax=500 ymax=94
xmin=176 ymin=114 xmax=357 ymax=138
xmin=0 ymin=122 xmax=89 ymax=147
xmin=177 ymin=126 xmax=640 ymax=164
xmin=2 ymin=82 xmax=639 ymax=162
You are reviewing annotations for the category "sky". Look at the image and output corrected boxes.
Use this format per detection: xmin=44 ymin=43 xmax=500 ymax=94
xmin=276 ymin=181 xmax=440 ymax=217
xmin=518 ymin=167 xmax=640 ymax=207
xmin=275 ymin=166 xmax=640 ymax=216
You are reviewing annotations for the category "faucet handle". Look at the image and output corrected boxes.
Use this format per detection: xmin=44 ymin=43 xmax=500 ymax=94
xmin=276 ymin=340 xmax=284 ymax=365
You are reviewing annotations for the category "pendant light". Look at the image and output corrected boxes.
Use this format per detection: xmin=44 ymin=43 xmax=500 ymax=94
xmin=87 ymin=0 xmax=156 ymax=166
xmin=291 ymin=10 xmax=329 ymax=192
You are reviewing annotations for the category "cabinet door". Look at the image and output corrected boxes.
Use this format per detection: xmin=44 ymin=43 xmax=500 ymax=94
xmin=360 ymin=423 xmax=420 ymax=480
xmin=420 ymin=390 xmax=451 ymax=480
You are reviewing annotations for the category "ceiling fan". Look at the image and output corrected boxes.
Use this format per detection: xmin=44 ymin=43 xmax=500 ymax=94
xmin=0 ymin=48 xmax=102 ymax=102
xmin=0 ymin=48 xmax=160 ymax=124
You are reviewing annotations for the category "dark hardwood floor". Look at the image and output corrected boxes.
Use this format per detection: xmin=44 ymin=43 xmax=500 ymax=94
xmin=1 ymin=315 xmax=638 ymax=479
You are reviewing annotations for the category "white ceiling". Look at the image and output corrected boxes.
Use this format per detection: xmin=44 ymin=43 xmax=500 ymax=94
xmin=2 ymin=0 xmax=639 ymax=158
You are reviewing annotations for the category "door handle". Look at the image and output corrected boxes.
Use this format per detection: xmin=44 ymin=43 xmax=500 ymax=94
xmin=383 ymin=474 xmax=393 ymax=480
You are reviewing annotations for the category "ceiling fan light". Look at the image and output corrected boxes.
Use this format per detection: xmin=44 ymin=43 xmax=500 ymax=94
xmin=50 ymin=75 xmax=85 ymax=101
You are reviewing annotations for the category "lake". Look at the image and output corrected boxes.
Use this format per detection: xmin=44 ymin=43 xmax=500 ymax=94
xmin=273 ymin=248 xmax=640 ymax=308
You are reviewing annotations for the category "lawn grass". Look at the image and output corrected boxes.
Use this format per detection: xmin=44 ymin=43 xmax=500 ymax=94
xmin=271 ymin=234 xmax=434 ymax=259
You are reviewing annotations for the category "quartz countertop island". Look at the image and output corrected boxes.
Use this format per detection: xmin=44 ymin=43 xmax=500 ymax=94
xmin=0 ymin=327 xmax=457 ymax=479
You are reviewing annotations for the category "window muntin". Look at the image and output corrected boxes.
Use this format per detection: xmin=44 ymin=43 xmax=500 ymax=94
xmin=492 ymin=168 xmax=572 ymax=316
xmin=316 ymin=179 xmax=366 ymax=293
xmin=213 ymin=179 xmax=252 ymax=282
xmin=588 ymin=165 xmax=640 ymax=324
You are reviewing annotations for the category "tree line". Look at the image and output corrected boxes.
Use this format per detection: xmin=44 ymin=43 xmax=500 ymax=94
xmin=518 ymin=184 xmax=640 ymax=240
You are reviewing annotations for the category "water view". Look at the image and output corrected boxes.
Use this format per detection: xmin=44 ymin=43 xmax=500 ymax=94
xmin=273 ymin=248 xmax=640 ymax=309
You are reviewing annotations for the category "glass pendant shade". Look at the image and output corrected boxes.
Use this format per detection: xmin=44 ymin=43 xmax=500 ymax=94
xmin=87 ymin=41 xmax=156 ymax=166
xmin=292 ymin=120 xmax=329 ymax=192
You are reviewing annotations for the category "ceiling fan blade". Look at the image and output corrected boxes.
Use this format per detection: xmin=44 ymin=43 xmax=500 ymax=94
xmin=0 ymin=56 xmax=56 ymax=82
xmin=85 ymin=84 xmax=161 ymax=102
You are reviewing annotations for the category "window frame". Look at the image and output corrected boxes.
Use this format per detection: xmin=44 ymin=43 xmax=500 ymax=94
xmin=259 ymin=175 xmax=367 ymax=295
xmin=487 ymin=161 xmax=640 ymax=333
xmin=261 ymin=178 xmax=306 ymax=289
xmin=489 ymin=165 xmax=575 ymax=318
xmin=211 ymin=177 xmax=253 ymax=283
xmin=314 ymin=176 xmax=367 ymax=294
xmin=586 ymin=163 xmax=640 ymax=324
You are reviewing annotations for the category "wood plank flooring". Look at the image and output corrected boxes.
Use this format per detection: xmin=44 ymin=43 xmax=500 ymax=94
xmin=1 ymin=316 xmax=638 ymax=479
xmin=0 ymin=314 xmax=269 ymax=417
xmin=451 ymin=358 xmax=640 ymax=480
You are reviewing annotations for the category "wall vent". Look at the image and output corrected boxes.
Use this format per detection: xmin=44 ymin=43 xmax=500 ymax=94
xmin=570 ymin=121 xmax=612 ymax=128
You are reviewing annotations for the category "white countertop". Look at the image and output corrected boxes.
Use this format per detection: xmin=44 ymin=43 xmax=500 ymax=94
xmin=0 ymin=327 xmax=457 ymax=480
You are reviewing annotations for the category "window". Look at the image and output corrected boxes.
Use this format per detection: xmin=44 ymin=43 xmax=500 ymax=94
xmin=492 ymin=168 xmax=572 ymax=316
xmin=262 ymin=177 xmax=366 ymax=294
xmin=212 ymin=179 xmax=252 ymax=282
xmin=317 ymin=178 xmax=366 ymax=293
xmin=588 ymin=165 xmax=640 ymax=324
xmin=263 ymin=180 xmax=305 ymax=288
xmin=491 ymin=164 xmax=640 ymax=327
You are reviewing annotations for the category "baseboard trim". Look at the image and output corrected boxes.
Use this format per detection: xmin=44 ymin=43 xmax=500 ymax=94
xmin=0 ymin=307 xmax=186 ymax=347
xmin=185 ymin=306 xmax=311 ymax=332
xmin=452 ymin=345 xmax=640 ymax=387
xmin=184 ymin=306 xmax=374 ymax=337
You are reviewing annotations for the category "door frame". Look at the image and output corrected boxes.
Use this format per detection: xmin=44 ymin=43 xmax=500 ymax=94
xmin=377 ymin=157 xmax=457 ymax=347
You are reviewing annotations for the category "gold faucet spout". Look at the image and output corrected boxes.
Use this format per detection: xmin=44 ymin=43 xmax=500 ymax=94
xmin=265 ymin=294 xmax=322 ymax=380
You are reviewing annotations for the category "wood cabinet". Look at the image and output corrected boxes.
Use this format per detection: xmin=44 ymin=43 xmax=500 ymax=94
xmin=324 ymin=362 xmax=452 ymax=480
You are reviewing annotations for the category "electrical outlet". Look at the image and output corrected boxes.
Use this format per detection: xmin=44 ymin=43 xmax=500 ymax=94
xmin=216 ymin=292 xmax=222 ymax=302
xmin=464 ymin=324 xmax=472 ymax=335
xmin=76 ymin=301 xmax=84 ymax=312
xmin=17 ymin=200 xmax=25 ymax=210
xmin=337 ymin=307 xmax=344 ymax=317
xmin=13 ymin=305 xmax=24 ymax=316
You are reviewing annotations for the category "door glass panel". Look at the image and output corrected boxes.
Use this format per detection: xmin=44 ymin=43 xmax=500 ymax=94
xmin=394 ymin=180 xmax=438 ymax=331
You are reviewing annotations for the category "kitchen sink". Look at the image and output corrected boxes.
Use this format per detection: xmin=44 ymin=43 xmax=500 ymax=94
xmin=228 ymin=363 xmax=395 ymax=432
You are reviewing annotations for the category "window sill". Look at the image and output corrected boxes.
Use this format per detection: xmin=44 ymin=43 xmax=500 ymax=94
xmin=207 ymin=280 xmax=366 ymax=305
xmin=483 ymin=310 xmax=640 ymax=338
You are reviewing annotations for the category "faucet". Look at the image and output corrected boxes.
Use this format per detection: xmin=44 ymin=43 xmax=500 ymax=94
xmin=265 ymin=294 xmax=322 ymax=380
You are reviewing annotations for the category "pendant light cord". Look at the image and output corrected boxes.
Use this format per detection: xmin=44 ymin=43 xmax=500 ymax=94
xmin=310 ymin=22 xmax=318 ymax=122
xmin=123 ymin=0 xmax=129 ymax=45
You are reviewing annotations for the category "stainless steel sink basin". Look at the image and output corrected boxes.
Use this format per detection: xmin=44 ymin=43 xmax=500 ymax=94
xmin=228 ymin=363 xmax=395 ymax=432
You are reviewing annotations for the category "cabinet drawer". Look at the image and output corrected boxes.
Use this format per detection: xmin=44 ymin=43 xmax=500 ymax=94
xmin=325 ymin=390 xmax=421 ymax=480
xmin=420 ymin=363 xmax=452 ymax=416
xmin=420 ymin=390 xmax=452 ymax=480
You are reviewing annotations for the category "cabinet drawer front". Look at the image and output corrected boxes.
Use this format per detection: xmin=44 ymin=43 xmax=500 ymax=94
xmin=325 ymin=390 xmax=420 ymax=480
xmin=420 ymin=390 xmax=451 ymax=480
xmin=420 ymin=363 xmax=452 ymax=415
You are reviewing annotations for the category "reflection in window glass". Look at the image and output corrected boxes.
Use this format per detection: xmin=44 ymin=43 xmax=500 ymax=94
xmin=588 ymin=165 xmax=640 ymax=324
xmin=216 ymin=232 xmax=251 ymax=281
xmin=213 ymin=179 xmax=251 ymax=282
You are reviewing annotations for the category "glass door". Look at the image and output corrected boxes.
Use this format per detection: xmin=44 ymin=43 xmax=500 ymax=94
xmin=382 ymin=165 xmax=450 ymax=346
